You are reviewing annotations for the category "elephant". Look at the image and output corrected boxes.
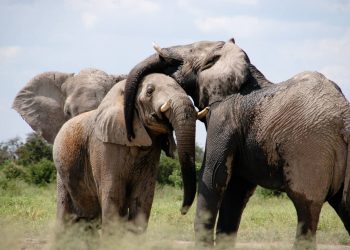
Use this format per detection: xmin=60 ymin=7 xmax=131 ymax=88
xmin=53 ymin=73 xmax=198 ymax=232
xmin=123 ymin=38 xmax=270 ymax=140
xmin=12 ymin=68 xmax=126 ymax=143
xmin=195 ymin=72 xmax=350 ymax=248
xmin=122 ymin=38 xmax=350 ymax=246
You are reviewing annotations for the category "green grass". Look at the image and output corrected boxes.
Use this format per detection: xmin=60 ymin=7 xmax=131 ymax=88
xmin=0 ymin=182 xmax=349 ymax=249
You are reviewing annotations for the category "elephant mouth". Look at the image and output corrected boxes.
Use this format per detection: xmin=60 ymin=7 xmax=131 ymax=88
xmin=146 ymin=112 xmax=173 ymax=134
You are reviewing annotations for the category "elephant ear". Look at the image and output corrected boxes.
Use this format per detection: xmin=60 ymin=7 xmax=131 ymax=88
xmin=12 ymin=72 xmax=73 ymax=143
xmin=95 ymin=81 xmax=152 ymax=147
xmin=199 ymin=42 xmax=249 ymax=105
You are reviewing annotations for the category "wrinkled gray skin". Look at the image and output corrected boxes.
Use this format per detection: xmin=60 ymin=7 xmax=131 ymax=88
xmin=196 ymin=73 xmax=350 ymax=248
xmin=13 ymin=68 xmax=126 ymax=143
xmin=124 ymin=39 xmax=269 ymax=139
xmin=124 ymin=39 xmax=350 ymax=247
xmin=53 ymin=74 xmax=197 ymax=232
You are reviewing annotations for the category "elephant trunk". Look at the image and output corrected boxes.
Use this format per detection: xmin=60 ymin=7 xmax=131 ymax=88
xmin=168 ymin=97 xmax=197 ymax=215
xmin=125 ymin=54 xmax=167 ymax=140
xmin=124 ymin=53 xmax=183 ymax=141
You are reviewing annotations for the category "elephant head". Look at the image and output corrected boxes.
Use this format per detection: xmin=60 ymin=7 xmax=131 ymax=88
xmin=12 ymin=68 xmax=126 ymax=143
xmin=124 ymin=38 xmax=272 ymax=140
xmin=94 ymin=73 xmax=198 ymax=214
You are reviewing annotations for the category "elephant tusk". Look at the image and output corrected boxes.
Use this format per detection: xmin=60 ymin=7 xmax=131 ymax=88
xmin=160 ymin=100 xmax=171 ymax=112
xmin=152 ymin=42 xmax=162 ymax=54
xmin=197 ymin=107 xmax=209 ymax=119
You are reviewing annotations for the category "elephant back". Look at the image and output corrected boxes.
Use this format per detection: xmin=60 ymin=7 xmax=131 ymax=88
xmin=53 ymin=110 xmax=94 ymax=174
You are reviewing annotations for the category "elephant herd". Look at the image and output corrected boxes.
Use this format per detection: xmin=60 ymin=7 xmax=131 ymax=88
xmin=13 ymin=38 xmax=350 ymax=248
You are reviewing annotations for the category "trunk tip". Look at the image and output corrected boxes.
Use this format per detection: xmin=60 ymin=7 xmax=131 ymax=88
xmin=180 ymin=205 xmax=190 ymax=215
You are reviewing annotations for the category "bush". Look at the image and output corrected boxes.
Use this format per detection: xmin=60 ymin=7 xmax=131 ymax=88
xmin=157 ymin=154 xmax=180 ymax=186
xmin=157 ymin=152 xmax=203 ymax=188
xmin=16 ymin=133 xmax=52 ymax=166
xmin=26 ymin=158 xmax=56 ymax=185
xmin=168 ymin=168 xmax=182 ymax=187
xmin=256 ymin=186 xmax=284 ymax=198
xmin=0 ymin=137 xmax=22 ymax=165
xmin=1 ymin=161 xmax=26 ymax=180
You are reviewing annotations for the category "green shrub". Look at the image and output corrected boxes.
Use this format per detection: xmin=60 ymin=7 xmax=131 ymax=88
xmin=26 ymin=158 xmax=56 ymax=185
xmin=256 ymin=186 xmax=284 ymax=198
xmin=0 ymin=137 xmax=22 ymax=165
xmin=157 ymin=154 xmax=203 ymax=188
xmin=157 ymin=154 xmax=180 ymax=186
xmin=1 ymin=161 xmax=26 ymax=180
xmin=16 ymin=133 xmax=52 ymax=166
xmin=168 ymin=168 xmax=182 ymax=187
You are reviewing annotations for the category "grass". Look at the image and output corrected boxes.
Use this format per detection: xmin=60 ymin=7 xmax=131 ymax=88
xmin=0 ymin=182 xmax=349 ymax=249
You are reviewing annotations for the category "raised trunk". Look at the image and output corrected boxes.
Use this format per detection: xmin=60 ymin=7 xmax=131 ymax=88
xmin=124 ymin=47 xmax=186 ymax=141
xmin=168 ymin=99 xmax=197 ymax=214
xmin=124 ymin=54 xmax=175 ymax=140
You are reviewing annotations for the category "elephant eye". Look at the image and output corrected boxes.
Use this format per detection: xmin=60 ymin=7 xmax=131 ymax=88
xmin=146 ymin=85 xmax=154 ymax=96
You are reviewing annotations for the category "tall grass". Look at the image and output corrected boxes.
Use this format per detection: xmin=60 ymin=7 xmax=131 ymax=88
xmin=0 ymin=182 xmax=349 ymax=249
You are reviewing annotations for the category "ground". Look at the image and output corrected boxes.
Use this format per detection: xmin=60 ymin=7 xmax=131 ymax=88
xmin=0 ymin=182 xmax=349 ymax=249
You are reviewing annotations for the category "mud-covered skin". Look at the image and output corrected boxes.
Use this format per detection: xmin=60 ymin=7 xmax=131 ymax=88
xmin=53 ymin=74 xmax=197 ymax=232
xmin=195 ymin=72 xmax=350 ymax=248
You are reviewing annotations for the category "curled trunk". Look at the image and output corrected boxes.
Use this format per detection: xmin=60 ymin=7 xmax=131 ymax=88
xmin=124 ymin=54 xmax=168 ymax=140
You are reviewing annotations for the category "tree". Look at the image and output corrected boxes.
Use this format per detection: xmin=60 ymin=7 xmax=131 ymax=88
xmin=16 ymin=133 xmax=52 ymax=166
xmin=157 ymin=143 xmax=204 ymax=186
xmin=0 ymin=137 xmax=22 ymax=165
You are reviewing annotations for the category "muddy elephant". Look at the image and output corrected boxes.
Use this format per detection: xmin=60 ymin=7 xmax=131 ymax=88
xmin=13 ymin=68 xmax=126 ymax=143
xmin=195 ymin=73 xmax=350 ymax=248
xmin=53 ymin=73 xmax=198 ymax=232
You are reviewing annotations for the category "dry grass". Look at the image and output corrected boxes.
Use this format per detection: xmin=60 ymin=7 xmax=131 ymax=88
xmin=0 ymin=182 xmax=349 ymax=249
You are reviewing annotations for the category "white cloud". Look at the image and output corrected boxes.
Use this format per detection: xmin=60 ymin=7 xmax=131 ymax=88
xmin=81 ymin=12 xmax=98 ymax=29
xmin=288 ymin=33 xmax=350 ymax=87
xmin=223 ymin=0 xmax=259 ymax=5
xmin=0 ymin=46 xmax=21 ymax=64
xmin=195 ymin=16 xmax=263 ymax=38
xmin=316 ymin=0 xmax=350 ymax=12
xmin=66 ymin=0 xmax=160 ymax=12
xmin=195 ymin=15 xmax=343 ymax=39
xmin=65 ymin=0 xmax=160 ymax=29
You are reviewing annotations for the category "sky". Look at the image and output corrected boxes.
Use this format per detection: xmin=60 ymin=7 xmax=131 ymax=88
xmin=1 ymin=0 xmax=349 ymax=147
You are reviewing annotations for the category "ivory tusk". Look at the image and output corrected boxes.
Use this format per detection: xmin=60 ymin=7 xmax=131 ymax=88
xmin=197 ymin=107 xmax=209 ymax=119
xmin=152 ymin=42 xmax=162 ymax=54
xmin=160 ymin=100 xmax=171 ymax=112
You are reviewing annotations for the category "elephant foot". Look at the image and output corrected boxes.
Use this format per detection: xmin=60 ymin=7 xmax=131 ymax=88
xmin=215 ymin=232 xmax=237 ymax=249
xmin=293 ymin=237 xmax=316 ymax=250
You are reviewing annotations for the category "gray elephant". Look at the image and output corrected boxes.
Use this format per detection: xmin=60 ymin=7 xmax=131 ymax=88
xmin=195 ymin=73 xmax=350 ymax=248
xmin=122 ymin=39 xmax=350 ymax=246
xmin=123 ymin=38 xmax=262 ymax=139
xmin=13 ymin=68 xmax=126 ymax=143
xmin=53 ymin=73 xmax=198 ymax=232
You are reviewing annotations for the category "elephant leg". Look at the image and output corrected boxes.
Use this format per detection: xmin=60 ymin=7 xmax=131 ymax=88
xmin=328 ymin=187 xmax=350 ymax=234
xmin=101 ymin=180 xmax=128 ymax=233
xmin=195 ymin=133 xmax=236 ymax=246
xmin=216 ymin=176 xmax=256 ymax=243
xmin=195 ymin=185 xmax=222 ymax=247
xmin=56 ymin=173 xmax=76 ymax=228
xmin=288 ymin=192 xmax=323 ymax=250
xmin=127 ymin=177 xmax=157 ymax=233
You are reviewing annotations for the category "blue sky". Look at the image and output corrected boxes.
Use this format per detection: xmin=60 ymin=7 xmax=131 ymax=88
xmin=1 ymin=0 xmax=349 ymax=147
